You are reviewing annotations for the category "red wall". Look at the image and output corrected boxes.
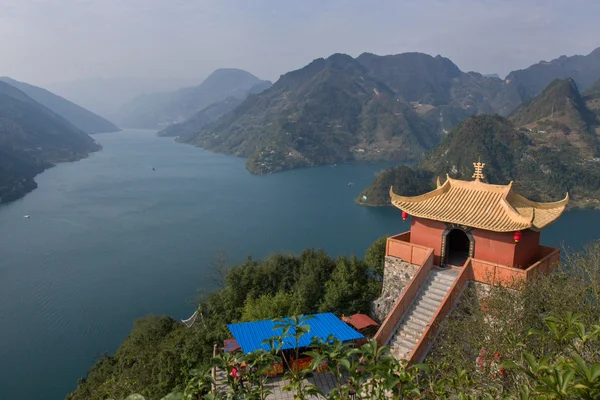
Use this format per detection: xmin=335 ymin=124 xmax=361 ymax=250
xmin=410 ymin=218 xmax=446 ymax=265
xmin=471 ymin=229 xmax=516 ymax=266
xmin=513 ymin=229 xmax=540 ymax=268
xmin=409 ymin=217 xmax=540 ymax=268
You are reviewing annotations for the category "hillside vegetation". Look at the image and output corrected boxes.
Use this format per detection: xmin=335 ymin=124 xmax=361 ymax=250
xmin=182 ymin=52 xmax=523 ymax=174
xmin=166 ymin=47 xmax=600 ymax=176
xmin=68 ymin=239 xmax=600 ymax=400
xmin=0 ymin=82 xmax=100 ymax=202
xmin=360 ymin=78 xmax=600 ymax=208
xmin=67 ymin=242 xmax=386 ymax=400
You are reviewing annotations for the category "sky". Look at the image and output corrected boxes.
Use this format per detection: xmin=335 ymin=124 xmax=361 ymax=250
xmin=1 ymin=0 xmax=599 ymax=87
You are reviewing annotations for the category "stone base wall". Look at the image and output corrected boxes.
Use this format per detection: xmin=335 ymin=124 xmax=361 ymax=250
xmin=372 ymin=256 xmax=419 ymax=322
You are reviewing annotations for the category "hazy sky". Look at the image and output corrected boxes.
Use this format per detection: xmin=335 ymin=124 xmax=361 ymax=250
xmin=1 ymin=0 xmax=599 ymax=86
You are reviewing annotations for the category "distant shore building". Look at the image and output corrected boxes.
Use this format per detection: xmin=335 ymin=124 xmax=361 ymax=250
xmin=373 ymin=161 xmax=568 ymax=362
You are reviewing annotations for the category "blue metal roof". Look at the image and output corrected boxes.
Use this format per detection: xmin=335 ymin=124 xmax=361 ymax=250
xmin=227 ymin=313 xmax=364 ymax=354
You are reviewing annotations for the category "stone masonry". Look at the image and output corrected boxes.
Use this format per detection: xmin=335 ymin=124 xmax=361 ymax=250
xmin=372 ymin=256 xmax=419 ymax=322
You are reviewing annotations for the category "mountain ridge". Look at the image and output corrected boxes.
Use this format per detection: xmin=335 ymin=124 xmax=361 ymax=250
xmin=0 ymin=81 xmax=100 ymax=202
xmin=114 ymin=68 xmax=270 ymax=129
xmin=180 ymin=53 xmax=443 ymax=174
xmin=359 ymin=110 xmax=600 ymax=209
xmin=505 ymin=46 xmax=600 ymax=101
xmin=0 ymin=77 xmax=120 ymax=134
xmin=179 ymin=51 xmax=535 ymax=174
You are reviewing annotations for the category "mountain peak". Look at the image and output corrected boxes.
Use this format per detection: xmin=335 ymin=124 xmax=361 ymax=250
xmin=510 ymin=78 xmax=598 ymax=155
xmin=203 ymin=68 xmax=261 ymax=82
xmin=115 ymin=68 xmax=268 ymax=128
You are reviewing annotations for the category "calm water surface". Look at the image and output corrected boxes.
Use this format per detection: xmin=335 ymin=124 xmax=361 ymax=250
xmin=0 ymin=129 xmax=599 ymax=399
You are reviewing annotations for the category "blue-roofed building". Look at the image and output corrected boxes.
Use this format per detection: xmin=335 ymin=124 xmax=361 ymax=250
xmin=227 ymin=312 xmax=364 ymax=354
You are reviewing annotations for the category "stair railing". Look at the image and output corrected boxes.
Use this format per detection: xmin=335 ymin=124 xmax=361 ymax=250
xmin=374 ymin=248 xmax=435 ymax=347
xmin=408 ymin=260 xmax=473 ymax=363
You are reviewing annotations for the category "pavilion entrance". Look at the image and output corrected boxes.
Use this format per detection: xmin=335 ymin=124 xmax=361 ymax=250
xmin=445 ymin=229 xmax=471 ymax=267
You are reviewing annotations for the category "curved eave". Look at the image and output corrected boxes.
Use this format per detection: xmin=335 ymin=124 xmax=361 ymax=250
xmin=389 ymin=179 xmax=450 ymax=205
xmin=390 ymin=180 xmax=569 ymax=233
xmin=529 ymin=192 xmax=570 ymax=231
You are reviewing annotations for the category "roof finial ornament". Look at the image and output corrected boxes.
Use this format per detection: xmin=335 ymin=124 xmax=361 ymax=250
xmin=472 ymin=158 xmax=485 ymax=181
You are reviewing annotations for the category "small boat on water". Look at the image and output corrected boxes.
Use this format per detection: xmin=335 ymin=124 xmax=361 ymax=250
xmin=23 ymin=215 xmax=30 ymax=219
xmin=347 ymin=182 xmax=354 ymax=186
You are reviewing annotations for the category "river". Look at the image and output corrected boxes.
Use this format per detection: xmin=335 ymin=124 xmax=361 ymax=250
xmin=0 ymin=129 xmax=599 ymax=399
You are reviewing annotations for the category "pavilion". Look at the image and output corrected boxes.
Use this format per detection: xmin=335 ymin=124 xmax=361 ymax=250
xmin=373 ymin=161 xmax=567 ymax=363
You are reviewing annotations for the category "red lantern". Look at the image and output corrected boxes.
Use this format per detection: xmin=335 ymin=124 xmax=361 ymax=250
xmin=513 ymin=231 xmax=522 ymax=243
xmin=402 ymin=211 xmax=408 ymax=221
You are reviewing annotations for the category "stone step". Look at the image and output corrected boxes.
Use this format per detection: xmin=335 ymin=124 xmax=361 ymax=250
xmin=407 ymin=310 xmax=432 ymax=326
xmin=416 ymin=298 xmax=442 ymax=312
xmin=404 ymin=319 xmax=428 ymax=333
xmin=432 ymin=269 xmax=459 ymax=279
xmin=390 ymin=339 xmax=413 ymax=352
xmin=386 ymin=268 xmax=460 ymax=362
xmin=392 ymin=344 xmax=412 ymax=359
xmin=431 ymin=276 xmax=456 ymax=287
xmin=430 ymin=279 xmax=453 ymax=290
xmin=423 ymin=285 xmax=449 ymax=298
xmin=396 ymin=324 xmax=422 ymax=339
xmin=434 ymin=267 xmax=460 ymax=276
xmin=412 ymin=304 xmax=436 ymax=318
xmin=421 ymin=290 xmax=446 ymax=303
xmin=398 ymin=330 xmax=420 ymax=344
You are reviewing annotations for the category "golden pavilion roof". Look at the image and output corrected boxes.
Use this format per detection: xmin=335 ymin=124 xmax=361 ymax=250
xmin=390 ymin=175 xmax=569 ymax=232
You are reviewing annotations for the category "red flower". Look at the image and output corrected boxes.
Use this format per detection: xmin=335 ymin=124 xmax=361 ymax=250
xmin=494 ymin=352 xmax=501 ymax=359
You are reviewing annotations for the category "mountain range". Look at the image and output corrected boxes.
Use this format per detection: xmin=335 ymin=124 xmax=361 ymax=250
xmin=0 ymin=77 xmax=119 ymax=134
xmin=114 ymin=68 xmax=271 ymax=129
xmin=505 ymin=47 xmax=600 ymax=101
xmin=47 ymin=76 xmax=201 ymax=120
xmin=359 ymin=77 xmax=600 ymax=208
xmin=3 ymin=46 xmax=600 ymax=205
xmin=0 ymin=81 xmax=101 ymax=203
xmin=170 ymin=48 xmax=600 ymax=175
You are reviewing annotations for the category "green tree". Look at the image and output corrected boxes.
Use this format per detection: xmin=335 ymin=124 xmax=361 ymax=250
xmin=241 ymin=291 xmax=295 ymax=322
xmin=319 ymin=255 xmax=372 ymax=315
xmin=364 ymin=235 xmax=388 ymax=281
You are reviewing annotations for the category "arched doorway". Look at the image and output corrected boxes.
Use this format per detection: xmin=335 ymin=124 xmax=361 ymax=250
xmin=445 ymin=229 xmax=471 ymax=266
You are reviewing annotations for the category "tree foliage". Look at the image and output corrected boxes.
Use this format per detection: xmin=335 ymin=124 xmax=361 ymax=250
xmin=68 ymin=244 xmax=385 ymax=400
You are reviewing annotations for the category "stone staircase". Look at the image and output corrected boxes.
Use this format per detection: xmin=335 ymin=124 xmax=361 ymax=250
xmin=387 ymin=268 xmax=460 ymax=360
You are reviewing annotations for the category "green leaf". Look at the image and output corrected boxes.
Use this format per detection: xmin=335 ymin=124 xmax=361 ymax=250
xmin=160 ymin=393 xmax=184 ymax=400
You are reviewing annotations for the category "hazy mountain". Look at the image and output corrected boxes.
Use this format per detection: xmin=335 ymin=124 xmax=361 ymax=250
xmin=158 ymin=81 xmax=272 ymax=138
xmin=181 ymin=53 xmax=442 ymax=174
xmin=114 ymin=69 xmax=270 ymax=129
xmin=505 ymin=47 xmax=600 ymax=101
xmin=0 ymin=77 xmax=119 ymax=134
xmin=0 ymin=81 xmax=100 ymax=202
xmin=484 ymin=73 xmax=501 ymax=79
xmin=157 ymin=97 xmax=243 ymax=138
xmin=47 ymin=76 xmax=200 ymax=119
